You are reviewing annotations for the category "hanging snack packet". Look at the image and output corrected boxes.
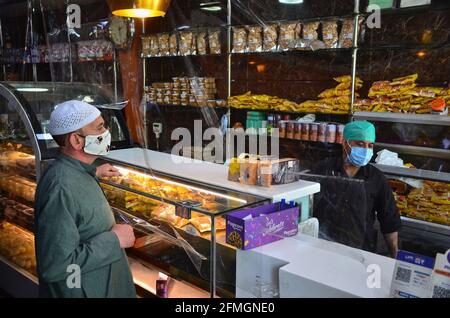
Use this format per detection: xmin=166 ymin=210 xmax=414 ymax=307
xmin=142 ymin=36 xmax=151 ymax=56
xmin=209 ymin=30 xmax=222 ymax=55
xmin=279 ymin=22 xmax=301 ymax=51
xmin=322 ymin=20 xmax=339 ymax=48
xmin=149 ymin=35 xmax=159 ymax=57
xmin=179 ymin=31 xmax=195 ymax=56
xmin=232 ymin=27 xmax=248 ymax=53
xmin=197 ymin=32 xmax=208 ymax=55
xmin=263 ymin=24 xmax=279 ymax=52
xmin=303 ymin=21 xmax=320 ymax=41
xmin=169 ymin=33 xmax=178 ymax=56
xmin=339 ymin=18 xmax=355 ymax=48
xmin=248 ymin=25 xmax=263 ymax=52
xmin=158 ymin=33 xmax=170 ymax=56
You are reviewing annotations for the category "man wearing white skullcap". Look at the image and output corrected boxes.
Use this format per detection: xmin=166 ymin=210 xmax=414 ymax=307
xmin=34 ymin=100 xmax=136 ymax=298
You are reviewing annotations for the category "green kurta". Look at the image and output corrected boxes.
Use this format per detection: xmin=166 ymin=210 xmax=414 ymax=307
xmin=34 ymin=154 xmax=136 ymax=298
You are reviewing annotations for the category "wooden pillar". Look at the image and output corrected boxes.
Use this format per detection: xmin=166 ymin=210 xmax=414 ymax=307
xmin=119 ymin=20 xmax=143 ymax=144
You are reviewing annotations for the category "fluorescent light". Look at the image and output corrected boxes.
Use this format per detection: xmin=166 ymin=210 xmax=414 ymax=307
xmin=200 ymin=2 xmax=222 ymax=11
xmin=177 ymin=25 xmax=190 ymax=30
xmin=17 ymin=88 xmax=49 ymax=93
xmin=279 ymin=0 xmax=304 ymax=4
xmin=200 ymin=5 xmax=222 ymax=11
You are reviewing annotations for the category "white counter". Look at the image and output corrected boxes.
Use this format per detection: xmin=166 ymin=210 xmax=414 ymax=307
xmin=236 ymin=232 xmax=396 ymax=298
xmin=107 ymin=148 xmax=320 ymax=202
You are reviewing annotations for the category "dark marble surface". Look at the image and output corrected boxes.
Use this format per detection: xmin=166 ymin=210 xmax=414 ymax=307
xmin=361 ymin=9 xmax=450 ymax=48
xmin=231 ymin=0 xmax=355 ymax=25
xmin=144 ymin=0 xmax=450 ymax=158
xmin=357 ymin=47 xmax=450 ymax=96
xmin=231 ymin=50 xmax=353 ymax=101
xmin=145 ymin=104 xmax=229 ymax=153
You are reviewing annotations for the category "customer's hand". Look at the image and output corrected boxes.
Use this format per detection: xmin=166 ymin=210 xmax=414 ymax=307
xmin=112 ymin=224 xmax=136 ymax=249
xmin=96 ymin=164 xmax=122 ymax=179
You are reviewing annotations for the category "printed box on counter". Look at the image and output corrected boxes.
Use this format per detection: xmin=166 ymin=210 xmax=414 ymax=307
xmin=225 ymin=201 xmax=299 ymax=250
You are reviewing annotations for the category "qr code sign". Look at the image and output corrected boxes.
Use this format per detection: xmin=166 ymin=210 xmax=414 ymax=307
xmin=395 ymin=267 xmax=412 ymax=283
xmin=432 ymin=286 xmax=450 ymax=298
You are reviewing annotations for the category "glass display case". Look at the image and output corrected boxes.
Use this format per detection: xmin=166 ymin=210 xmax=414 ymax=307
xmin=0 ymin=81 xmax=133 ymax=296
xmin=97 ymin=158 xmax=267 ymax=297
xmin=0 ymin=80 xmax=268 ymax=298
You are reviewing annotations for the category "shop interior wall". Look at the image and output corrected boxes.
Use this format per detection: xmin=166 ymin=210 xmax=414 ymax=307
xmin=0 ymin=0 xmax=119 ymax=94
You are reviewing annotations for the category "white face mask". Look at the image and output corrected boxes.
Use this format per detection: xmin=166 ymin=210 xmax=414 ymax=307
xmin=78 ymin=130 xmax=111 ymax=156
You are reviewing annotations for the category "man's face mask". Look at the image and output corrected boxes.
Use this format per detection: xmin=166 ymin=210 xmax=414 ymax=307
xmin=345 ymin=141 xmax=374 ymax=167
xmin=77 ymin=130 xmax=111 ymax=156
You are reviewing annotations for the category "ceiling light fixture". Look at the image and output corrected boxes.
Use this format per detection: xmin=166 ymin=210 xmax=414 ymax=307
xmin=279 ymin=0 xmax=304 ymax=4
xmin=17 ymin=88 xmax=49 ymax=93
xmin=107 ymin=0 xmax=171 ymax=18
xmin=200 ymin=2 xmax=222 ymax=12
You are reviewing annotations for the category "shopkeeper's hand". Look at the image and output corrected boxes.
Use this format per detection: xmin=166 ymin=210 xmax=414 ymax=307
xmin=112 ymin=224 xmax=136 ymax=249
xmin=96 ymin=164 xmax=122 ymax=179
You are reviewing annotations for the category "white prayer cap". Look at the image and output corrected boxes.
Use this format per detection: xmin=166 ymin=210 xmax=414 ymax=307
xmin=49 ymin=100 xmax=101 ymax=136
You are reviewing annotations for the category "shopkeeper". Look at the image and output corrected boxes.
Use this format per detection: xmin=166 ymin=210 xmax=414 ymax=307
xmin=311 ymin=121 xmax=402 ymax=258
xmin=34 ymin=101 xmax=136 ymax=298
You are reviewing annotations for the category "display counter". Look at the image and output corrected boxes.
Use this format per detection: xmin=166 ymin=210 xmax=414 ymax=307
xmin=106 ymin=148 xmax=320 ymax=216
xmin=236 ymin=230 xmax=396 ymax=298
xmin=0 ymin=80 xmax=321 ymax=298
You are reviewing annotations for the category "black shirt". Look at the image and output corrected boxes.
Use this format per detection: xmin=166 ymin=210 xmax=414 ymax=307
xmin=308 ymin=157 xmax=402 ymax=252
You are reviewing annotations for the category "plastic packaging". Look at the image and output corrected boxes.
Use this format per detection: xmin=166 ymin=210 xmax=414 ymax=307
xmin=179 ymin=31 xmax=195 ymax=56
xmin=322 ymin=20 xmax=339 ymax=49
xmin=209 ymin=30 xmax=222 ymax=55
xmin=232 ymin=27 xmax=248 ymax=53
xmin=169 ymin=33 xmax=178 ymax=56
xmin=263 ymin=24 xmax=279 ymax=52
xmin=197 ymin=32 xmax=208 ymax=55
xmin=158 ymin=33 xmax=170 ymax=56
xmin=248 ymin=25 xmax=263 ymax=52
xmin=279 ymin=22 xmax=301 ymax=51
xmin=339 ymin=18 xmax=355 ymax=48
xmin=302 ymin=21 xmax=320 ymax=41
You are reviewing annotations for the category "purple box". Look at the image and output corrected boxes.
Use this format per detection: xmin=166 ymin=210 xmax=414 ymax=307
xmin=225 ymin=202 xmax=299 ymax=250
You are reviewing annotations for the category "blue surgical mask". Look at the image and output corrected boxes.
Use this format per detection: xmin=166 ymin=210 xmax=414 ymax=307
xmin=346 ymin=143 xmax=374 ymax=167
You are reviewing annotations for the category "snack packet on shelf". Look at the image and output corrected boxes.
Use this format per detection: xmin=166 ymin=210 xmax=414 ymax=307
xmin=197 ymin=32 xmax=208 ymax=55
xmin=248 ymin=25 xmax=263 ymax=52
xmin=149 ymin=35 xmax=159 ymax=57
xmin=302 ymin=21 xmax=320 ymax=41
xmin=179 ymin=31 xmax=195 ymax=56
xmin=169 ymin=33 xmax=178 ymax=56
xmin=263 ymin=24 xmax=279 ymax=52
xmin=338 ymin=18 xmax=355 ymax=48
xmin=322 ymin=20 xmax=339 ymax=48
xmin=142 ymin=36 xmax=151 ymax=56
xmin=209 ymin=30 xmax=222 ymax=54
xmin=232 ymin=27 xmax=248 ymax=53
xmin=157 ymin=33 xmax=170 ymax=56
xmin=279 ymin=22 xmax=301 ymax=51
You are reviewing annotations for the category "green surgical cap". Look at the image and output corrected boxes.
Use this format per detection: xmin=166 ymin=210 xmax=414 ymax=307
xmin=344 ymin=121 xmax=376 ymax=143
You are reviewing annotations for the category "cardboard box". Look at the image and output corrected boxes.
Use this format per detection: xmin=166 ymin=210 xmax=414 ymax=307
xmin=258 ymin=158 xmax=300 ymax=187
xmin=226 ymin=201 xmax=299 ymax=250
